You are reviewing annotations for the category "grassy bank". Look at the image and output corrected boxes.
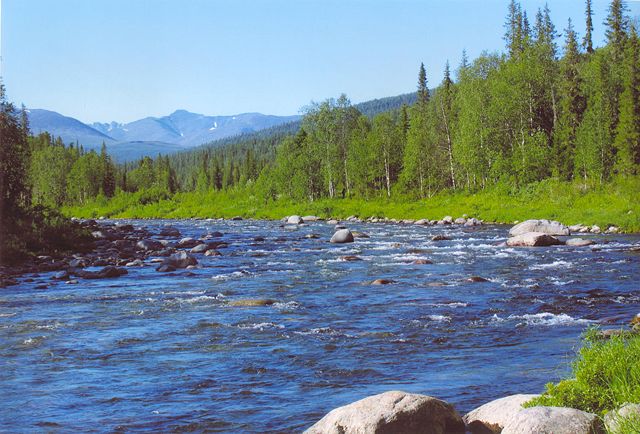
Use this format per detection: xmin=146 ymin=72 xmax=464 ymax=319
xmin=62 ymin=177 xmax=640 ymax=232
xmin=526 ymin=328 xmax=640 ymax=432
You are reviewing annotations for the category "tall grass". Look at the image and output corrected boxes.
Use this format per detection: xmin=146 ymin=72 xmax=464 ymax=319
xmin=62 ymin=177 xmax=640 ymax=232
xmin=525 ymin=328 xmax=640 ymax=425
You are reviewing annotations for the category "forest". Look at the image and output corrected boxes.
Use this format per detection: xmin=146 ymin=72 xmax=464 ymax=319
xmin=2 ymin=0 xmax=640 ymax=258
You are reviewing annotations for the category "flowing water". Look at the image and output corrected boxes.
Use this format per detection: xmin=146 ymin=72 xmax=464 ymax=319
xmin=1 ymin=219 xmax=639 ymax=432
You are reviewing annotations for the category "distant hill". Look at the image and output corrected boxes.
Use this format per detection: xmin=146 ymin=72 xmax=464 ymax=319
xmin=28 ymin=92 xmax=415 ymax=161
xmin=27 ymin=109 xmax=116 ymax=147
xmin=27 ymin=109 xmax=301 ymax=161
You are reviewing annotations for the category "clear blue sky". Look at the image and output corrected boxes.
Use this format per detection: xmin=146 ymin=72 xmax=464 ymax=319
xmin=1 ymin=0 xmax=636 ymax=123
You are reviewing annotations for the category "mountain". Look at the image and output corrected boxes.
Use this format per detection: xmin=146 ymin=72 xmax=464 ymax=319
xmin=27 ymin=109 xmax=116 ymax=147
xmin=27 ymin=92 xmax=415 ymax=162
xmin=89 ymin=110 xmax=301 ymax=148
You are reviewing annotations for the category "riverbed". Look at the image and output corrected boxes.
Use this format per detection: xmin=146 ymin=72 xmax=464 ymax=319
xmin=1 ymin=219 xmax=638 ymax=432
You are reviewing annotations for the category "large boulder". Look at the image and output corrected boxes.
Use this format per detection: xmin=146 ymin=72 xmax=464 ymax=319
xmin=509 ymin=219 xmax=569 ymax=237
xmin=604 ymin=403 xmax=640 ymax=433
xmin=164 ymin=251 xmax=197 ymax=268
xmin=463 ymin=394 xmax=540 ymax=434
xmin=506 ymin=232 xmax=563 ymax=247
xmin=287 ymin=215 xmax=304 ymax=225
xmin=331 ymin=229 xmax=354 ymax=244
xmin=501 ymin=406 xmax=604 ymax=434
xmin=304 ymin=390 xmax=465 ymax=434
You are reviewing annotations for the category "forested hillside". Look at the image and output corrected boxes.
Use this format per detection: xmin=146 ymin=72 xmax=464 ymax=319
xmin=21 ymin=0 xmax=640 ymax=226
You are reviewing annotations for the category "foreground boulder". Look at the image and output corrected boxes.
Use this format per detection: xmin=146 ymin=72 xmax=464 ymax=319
xmin=509 ymin=219 xmax=569 ymax=237
xmin=304 ymin=390 xmax=465 ymax=434
xmin=501 ymin=406 xmax=603 ymax=434
xmin=506 ymin=232 xmax=563 ymax=247
xmin=604 ymin=403 xmax=640 ymax=433
xmin=164 ymin=251 xmax=197 ymax=268
xmin=463 ymin=394 xmax=539 ymax=434
xmin=331 ymin=229 xmax=354 ymax=244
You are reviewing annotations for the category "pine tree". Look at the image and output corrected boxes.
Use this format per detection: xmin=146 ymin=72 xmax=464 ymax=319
xmin=554 ymin=18 xmax=586 ymax=179
xmin=417 ymin=63 xmax=430 ymax=107
xmin=614 ymin=24 xmax=640 ymax=173
xmin=504 ymin=0 xmax=523 ymax=57
xmin=583 ymin=0 xmax=594 ymax=53
xmin=100 ymin=142 xmax=116 ymax=197
xmin=606 ymin=0 xmax=628 ymax=61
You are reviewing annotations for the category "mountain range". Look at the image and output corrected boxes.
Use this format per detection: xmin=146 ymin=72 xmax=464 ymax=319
xmin=27 ymin=92 xmax=417 ymax=162
xmin=27 ymin=109 xmax=301 ymax=161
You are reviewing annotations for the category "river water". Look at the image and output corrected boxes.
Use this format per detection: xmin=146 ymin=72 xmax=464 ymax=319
xmin=1 ymin=219 xmax=639 ymax=432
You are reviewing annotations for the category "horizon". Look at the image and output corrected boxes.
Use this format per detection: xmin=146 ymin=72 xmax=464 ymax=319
xmin=3 ymin=0 xmax=639 ymax=124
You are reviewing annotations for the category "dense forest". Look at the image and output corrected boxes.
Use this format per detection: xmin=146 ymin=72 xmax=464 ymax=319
xmin=8 ymin=1 xmax=640 ymax=217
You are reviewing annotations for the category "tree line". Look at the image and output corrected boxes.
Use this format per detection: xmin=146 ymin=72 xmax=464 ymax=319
xmin=16 ymin=0 xmax=640 ymax=208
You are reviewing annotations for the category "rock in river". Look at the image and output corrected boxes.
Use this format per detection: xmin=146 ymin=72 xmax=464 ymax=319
xmin=76 ymin=266 xmax=128 ymax=279
xmin=463 ymin=394 xmax=539 ymax=434
xmin=501 ymin=406 xmax=603 ymax=434
xmin=164 ymin=251 xmax=198 ymax=268
xmin=509 ymin=219 xmax=569 ymax=237
xmin=304 ymin=390 xmax=465 ymax=434
xmin=565 ymin=238 xmax=594 ymax=247
xmin=137 ymin=239 xmax=163 ymax=251
xmin=506 ymin=232 xmax=563 ymax=247
xmin=330 ymin=229 xmax=354 ymax=244
xmin=287 ymin=215 xmax=304 ymax=225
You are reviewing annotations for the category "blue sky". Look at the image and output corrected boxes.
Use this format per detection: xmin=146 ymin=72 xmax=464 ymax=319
xmin=1 ymin=0 xmax=637 ymax=123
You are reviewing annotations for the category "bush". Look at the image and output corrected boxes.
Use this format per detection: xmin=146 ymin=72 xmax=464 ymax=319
xmin=525 ymin=328 xmax=640 ymax=419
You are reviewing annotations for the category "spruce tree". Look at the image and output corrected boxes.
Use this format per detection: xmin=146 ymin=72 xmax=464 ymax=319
xmin=417 ymin=63 xmax=429 ymax=107
xmin=583 ymin=0 xmax=594 ymax=53
xmin=605 ymin=0 xmax=628 ymax=61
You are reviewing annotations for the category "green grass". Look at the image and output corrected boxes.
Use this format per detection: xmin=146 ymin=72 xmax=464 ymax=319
xmin=525 ymin=328 xmax=640 ymax=432
xmin=62 ymin=177 xmax=640 ymax=232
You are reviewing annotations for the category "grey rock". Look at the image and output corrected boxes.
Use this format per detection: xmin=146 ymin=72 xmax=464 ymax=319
xmin=164 ymin=251 xmax=197 ymax=268
xmin=136 ymin=239 xmax=163 ymax=251
xmin=604 ymin=403 xmax=640 ymax=433
xmin=463 ymin=394 xmax=539 ymax=434
xmin=454 ymin=217 xmax=467 ymax=225
xmin=177 ymin=237 xmax=200 ymax=248
xmin=304 ymin=390 xmax=465 ymax=434
xmin=506 ymin=232 xmax=563 ymax=247
xmin=501 ymin=406 xmax=604 ymax=434
xmin=302 ymin=215 xmax=320 ymax=222
xmin=156 ymin=264 xmax=176 ymax=272
xmin=190 ymin=243 xmax=209 ymax=253
xmin=287 ymin=215 xmax=304 ymax=225
xmin=330 ymin=229 xmax=354 ymax=244
xmin=565 ymin=238 xmax=594 ymax=247
xmin=415 ymin=219 xmax=430 ymax=225
xmin=509 ymin=219 xmax=569 ymax=237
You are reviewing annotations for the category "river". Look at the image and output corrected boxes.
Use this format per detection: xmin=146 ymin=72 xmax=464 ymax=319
xmin=1 ymin=219 xmax=638 ymax=432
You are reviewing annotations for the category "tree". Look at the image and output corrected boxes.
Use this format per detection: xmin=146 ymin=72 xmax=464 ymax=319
xmin=614 ymin=24 xmax=640 ymax=173
xmin=605 ymin=0 xmax=628 ymax=61
xmin=583 ymin=0 xmax=594 ymax=54
xmin=417 ymin=63 xmax=430 ymax=107
xmin=100 ymin=143 xmax=116 ymax=197
xmin=554 ymin=18 xmax=586 ymax=180
xmin=504 ymin=0 xmax=524 ymax=57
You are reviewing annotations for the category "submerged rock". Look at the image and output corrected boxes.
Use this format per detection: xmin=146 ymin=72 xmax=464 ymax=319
xmin=330 ymin=229 xmax=354 ymax=244
xmin=77 ymin=266 xmax=128 ymax=279
xmin=413 ymin=259 xmax=433 ymax=265
xmin=371 ymin=278 xmax=395 ymax=285
xmin=506 ymin=232 xmax=563 ymax=247
xmin=229 ymin=299 xmax=275 ymax=307
xmin=156 ymin=264 xmax=176 ymax=272
xmin=304 ymin=390 xmax=465 ymax=434
xmin=501 ymin=406 xmax=603 ymax=434
xmin=509 ymin=219 xmax=569 ymax=237
xmin=340 ymin=255 xmax=362 ymax=261
xmin=467 ymin=276 xmax=489 ymax=283
xmin=463 ymin=394 xmax=539 ymax=434
xmin=432 ymin=234 xmax=451 ymax=241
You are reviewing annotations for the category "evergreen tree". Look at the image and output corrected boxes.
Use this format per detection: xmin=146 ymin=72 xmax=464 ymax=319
xmin=583 ymin=0 xmax=594 ymax=53
xmin=100 ymin=142 xmax=116 ymax=197
xmin=614 ymin=24 xmax=640 ymax=173
xmin=417 ymin=63 xmax=430 ymax=107
xmin=605 ymin=0 xmax=628 ymax=61
xmin=505 ymin=0 xmax=524 ymax=57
